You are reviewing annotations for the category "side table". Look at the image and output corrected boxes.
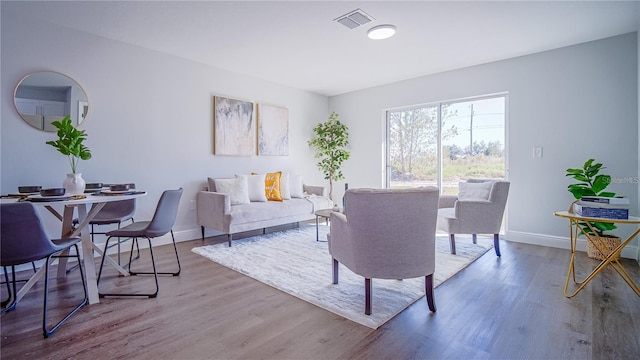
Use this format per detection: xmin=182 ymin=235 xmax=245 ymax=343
xmin=554 ymin=211 xmax=640 ymax=298
xmin=315 ymin=208 xmax=336 ymax=242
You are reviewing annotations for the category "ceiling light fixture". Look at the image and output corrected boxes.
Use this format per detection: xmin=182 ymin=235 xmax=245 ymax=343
xmin=367 ymin=24 xmax=396 ymax=40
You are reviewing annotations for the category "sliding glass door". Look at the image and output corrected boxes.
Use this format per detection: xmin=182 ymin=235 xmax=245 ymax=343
xmin=386 ymin=95 xmax=506 ymax=194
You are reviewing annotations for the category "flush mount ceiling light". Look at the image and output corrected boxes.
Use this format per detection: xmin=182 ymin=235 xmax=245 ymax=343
xmin=367 ymin=24 xmax=396 ymax=40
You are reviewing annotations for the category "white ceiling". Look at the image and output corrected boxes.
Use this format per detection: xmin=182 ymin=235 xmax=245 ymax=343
xmin=6 ymin=1 xmax=640 ymax=96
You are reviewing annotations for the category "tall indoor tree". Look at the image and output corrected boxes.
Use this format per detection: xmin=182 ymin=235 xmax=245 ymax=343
xmin=308 ymin=112 xmax=350 ymax=201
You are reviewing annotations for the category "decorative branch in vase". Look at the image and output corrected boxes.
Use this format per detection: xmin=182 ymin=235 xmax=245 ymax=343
xmin=46 ymin=116 xmax=92 ymax=195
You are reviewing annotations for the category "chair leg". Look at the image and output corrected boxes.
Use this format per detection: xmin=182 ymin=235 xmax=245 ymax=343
xmin=449 ymin=234 xmax=456 ymax=255
xmin=129 ymin=231 xmax=180 ymax=276
xmin=494 ymin=234 xmax=501 ymax=257
xmin=1 ymin=266 xmax=18 ymax=314
xmin=43 ymin=244 xmax=88 ymax=338
xmin=365 ymin=278 xmax=372 ymax=315
xmin=99 ymin=237 xmax=159 ymax=298
xmin=472 ymin=234 xmax=477 ymax=244
xmin=425 ymin=274 xmax=436 ymax=312
xmin=332 ymin=258 xmax=339 ymax=284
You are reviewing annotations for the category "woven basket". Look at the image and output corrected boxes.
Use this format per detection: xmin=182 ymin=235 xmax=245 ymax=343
xmin=586 ymin=235 xmax=621 ymax=261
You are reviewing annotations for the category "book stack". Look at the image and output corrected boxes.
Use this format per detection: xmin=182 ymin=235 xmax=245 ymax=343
xmin=574 ymin=196 xmax=630 ymax=220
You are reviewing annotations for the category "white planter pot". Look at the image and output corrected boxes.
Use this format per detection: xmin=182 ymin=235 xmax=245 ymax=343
xmin=63 ymin=173 xmax=86 ymax=195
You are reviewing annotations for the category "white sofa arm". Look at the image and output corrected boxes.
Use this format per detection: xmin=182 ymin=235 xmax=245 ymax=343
xmin=304 ymin=184 xmax=327 ymax=197
xmin=197 ymin=190 xmax=231 ymax=233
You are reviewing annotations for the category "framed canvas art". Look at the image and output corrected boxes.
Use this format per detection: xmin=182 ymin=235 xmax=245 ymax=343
xmin=213 ymin=96 xmax=255 ymax=156
xmin=257 ymin=103 xmax=289 ymax=156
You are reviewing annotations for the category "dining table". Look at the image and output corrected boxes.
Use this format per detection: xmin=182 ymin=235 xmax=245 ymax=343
xmin=1 ymin=191 xmax=147 ymax=305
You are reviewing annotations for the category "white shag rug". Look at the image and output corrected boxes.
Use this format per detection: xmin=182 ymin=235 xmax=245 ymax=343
xmin=192 ymin=224 xmax=492 ymax=329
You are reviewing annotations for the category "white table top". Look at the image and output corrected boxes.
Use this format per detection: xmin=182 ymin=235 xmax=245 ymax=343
xmin=1 ymin=192 xmax=146 ymax=205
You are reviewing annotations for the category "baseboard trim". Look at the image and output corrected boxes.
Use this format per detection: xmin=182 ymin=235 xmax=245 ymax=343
xmin=505 ymin=230 xmax=640 ymax=263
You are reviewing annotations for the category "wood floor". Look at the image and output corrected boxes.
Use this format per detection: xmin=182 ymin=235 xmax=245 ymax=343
xmin=1 ymin=234 xmax=639 ymax=359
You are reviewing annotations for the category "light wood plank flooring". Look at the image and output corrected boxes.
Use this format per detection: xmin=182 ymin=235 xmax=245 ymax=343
xmin=1 ymin=234 xmax=639 ymax=359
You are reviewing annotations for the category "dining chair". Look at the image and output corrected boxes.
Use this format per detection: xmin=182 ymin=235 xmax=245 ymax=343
xmin=73 ymin=183 xmax=139 ymax=267
xmin=1 ymin=202 xmax=88 ymax=338
xmin=97 ymin=188 xmax=183 ymax=298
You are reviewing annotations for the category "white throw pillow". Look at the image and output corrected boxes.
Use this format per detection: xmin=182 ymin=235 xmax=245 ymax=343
xmin=280 ymin=172 xmax=291 ymax=200
xmin=236 ymin=174 xmax=267 ymax=202
xmin=458 ymin=181 xmax=493 ymax=201
xmin=290 ymin=174 xmax=304 ymax=198
xmin=214 ymin=177 xmax=250 ymax=205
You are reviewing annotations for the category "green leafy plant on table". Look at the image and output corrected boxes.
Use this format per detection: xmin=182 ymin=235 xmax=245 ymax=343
xmin=565 ymin=158 xmax=617 ymax=236
xmin=308 ymin=112 xmax=350 ymax=201
xmin=46 ymin=115 xmax=92 ymax=173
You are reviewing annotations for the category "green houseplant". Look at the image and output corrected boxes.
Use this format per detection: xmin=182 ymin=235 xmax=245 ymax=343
xmin=308 ymin=112 xmax=350 ymax=201
xmin=46 ymin=115 xmax=92 ymax=174
xmin=46 ymin=116 xmax=92 ymax=194
xmin=565 ymin=158 xmax=619 ymax=259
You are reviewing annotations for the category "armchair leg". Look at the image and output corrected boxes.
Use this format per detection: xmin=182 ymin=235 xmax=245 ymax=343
xmin=472 ymin=234 xmax=477 ymax=244
xmin=227 ymin=234 xmax=232 ymax=247
xmin=449 ymin=234 xmax=456 ymax=255
xmin=493 ymin=234 xmax=501 ymax=257
xmin=365 ymin=278 xmax=372 ymax=315
xmin=425 ymin=274 xmax=436 ymax=312
xmin=201 ymin=226 xmax=205 ymax=241
xmin=332 ymin=258 xmax=339 ymax=284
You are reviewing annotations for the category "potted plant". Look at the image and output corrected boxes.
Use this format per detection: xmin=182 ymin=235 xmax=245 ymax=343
xmin=46 ymin=115 xmax=92 ymax=194
xmin=308 ymin=112 xmax=350 ymax=202
xmin=565 ymin=158 xmax=619 ymax=259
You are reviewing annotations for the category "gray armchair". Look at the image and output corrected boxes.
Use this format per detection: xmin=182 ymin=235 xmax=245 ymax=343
xmin=328 ymin=187 xmax=439 ymax=315
xmin=436 ymin=180 xmax=510 ymax=257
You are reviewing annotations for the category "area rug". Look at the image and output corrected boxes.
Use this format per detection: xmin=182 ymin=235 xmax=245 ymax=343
xmin=192 ymin=224 xmax=492 ymax=329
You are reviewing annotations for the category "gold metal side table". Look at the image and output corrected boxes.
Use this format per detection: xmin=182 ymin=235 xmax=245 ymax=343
xmin=554 ymin=211 xmax=640 ymax=298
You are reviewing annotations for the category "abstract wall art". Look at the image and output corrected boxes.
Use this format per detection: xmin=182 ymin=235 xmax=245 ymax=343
xmin=213 ymin=96 xmax=255 ymax=156
xmin=257 ymin=103 xmax=289 ymax=156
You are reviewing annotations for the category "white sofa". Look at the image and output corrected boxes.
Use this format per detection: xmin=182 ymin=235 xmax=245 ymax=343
xmin=197 ymin=175 xmax=333 ymax=246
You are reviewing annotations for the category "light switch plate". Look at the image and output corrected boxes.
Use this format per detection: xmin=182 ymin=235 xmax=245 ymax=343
xmin=533 ymin=146 xmax=543 ymax=158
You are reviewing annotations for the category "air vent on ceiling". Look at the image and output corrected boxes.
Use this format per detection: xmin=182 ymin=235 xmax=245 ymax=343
xmin=334 ymin=8 xmax=374 ymax=29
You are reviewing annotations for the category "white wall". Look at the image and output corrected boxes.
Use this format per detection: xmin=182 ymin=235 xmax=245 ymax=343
xmin=1 ymin=6 xmax=329 ymax=243
xmin=329 ymin=33 xmax=639 ymax=258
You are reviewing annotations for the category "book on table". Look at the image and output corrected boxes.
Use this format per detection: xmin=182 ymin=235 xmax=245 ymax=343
xmin=580 ymin=196 xmax=630 ymax=205
xmin=574 ymin=201 xmax=629 ymax=220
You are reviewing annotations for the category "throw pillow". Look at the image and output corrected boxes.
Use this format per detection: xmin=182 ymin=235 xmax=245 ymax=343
xmin=290 ymin=174 xmax=304 ymax=198
xmin=458 ymin=181 xmax=493 ymax=201
xmin=265 ymin=171 xmax=283 ymax=201
xmin=236 ymin=174 xmax=267 ymax=202
xmin=280 ymin=172 xmax=291 ymax=200
xmin=214 ymin=177 xmax=250 ymax=205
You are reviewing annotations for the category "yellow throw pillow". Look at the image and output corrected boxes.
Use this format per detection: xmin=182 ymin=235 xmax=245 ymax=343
xmin=264 ymin=171 xmax=283 ymax=201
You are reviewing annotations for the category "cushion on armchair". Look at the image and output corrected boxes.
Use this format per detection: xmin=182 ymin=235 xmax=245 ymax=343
xmin=457 ymin=181 xmax=493 ymax=201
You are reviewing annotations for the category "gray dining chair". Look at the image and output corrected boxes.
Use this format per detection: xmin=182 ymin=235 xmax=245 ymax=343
xmin=97 ymin=188 xmax=183 ymax=298
xmin=73 ymin=183 xmax=139 ymax=266
xmin=1 ymin=202 xmax=88 ymax=338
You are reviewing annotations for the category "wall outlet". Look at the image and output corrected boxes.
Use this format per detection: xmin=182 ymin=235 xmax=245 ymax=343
xmin=190 ymin=199 xmax=196 ymax=210
xmin=533 ymin=146 xmax=543 ymax=158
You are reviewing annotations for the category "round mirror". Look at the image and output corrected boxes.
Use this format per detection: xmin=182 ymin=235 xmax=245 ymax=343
xmin=14 ymin=71 xmax=89 ymax=131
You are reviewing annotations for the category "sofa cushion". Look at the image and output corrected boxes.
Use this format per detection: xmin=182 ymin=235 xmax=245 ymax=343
xmin=290 ymin=174 xmax=304 ymax=198
xmin=237 ymin=174 xmax=268 ymax=202
xmin=214 ymin=177 xmax=250 ymax=205
xmin=265 ymin=171 xmax=283 ymax=201
xmin=229 ymin=198 xmax=313 ymax=224
xmin=280 ymin=172 xmax=291 ymax=200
